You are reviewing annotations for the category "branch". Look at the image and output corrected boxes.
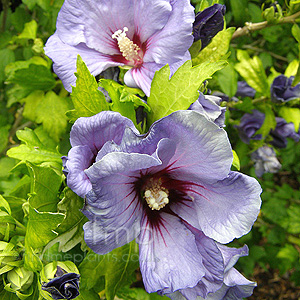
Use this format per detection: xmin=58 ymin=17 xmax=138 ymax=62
xmin=232 ymin=10 xmax=300 ymax=40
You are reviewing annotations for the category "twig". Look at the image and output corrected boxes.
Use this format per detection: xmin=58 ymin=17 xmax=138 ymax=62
xmin=232 ymin=10 xmax=300 ymax=40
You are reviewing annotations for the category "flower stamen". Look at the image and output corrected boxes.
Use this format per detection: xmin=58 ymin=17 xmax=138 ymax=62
xmin=144 ymin=178 xmax=169 ymax=210
xmin=112 ymin=27 xmax=141 ymax=63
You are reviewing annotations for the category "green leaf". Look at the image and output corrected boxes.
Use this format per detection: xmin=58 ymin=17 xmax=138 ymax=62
xmin=26 ymin=163 xmax=62 ymax=212
xmin=147 ymin=60 xmax=227 ymax=124
xmin=101 ymin=79 xmax=150 ymax=129
xmin=287 ymin=204 xmax=300 ymax=234
xmin=232 ymin=150 xmax=240 ymax=170
xmin=0 ymin=48 xmax=15 ymax=86
xmin=17 ymin=20 xmax=37 ymax=40
xmin=79 ymin=242 xmax=139 ymax=300
xmin=35 ymin=91 xmax=71 ymax=142
xmin=45 ymin=188 xmax=87 ymax=252
xmin=285 ymin=60 xmax=299 ymax=77
xmin=255 ymin=105 xmax=276 ymax=138
xmin=6 ymin=64 xmax=56 ymax=94
xmin=277 ymin=244 xmax=299 ymax=264
xmin=192 ymin=28 xmax=235 ymax=65
xmin=6 ymin=128 xmax=62 ymax=164
xmin=67 ymin=56 xmax=109 ymax=122
xmin=235 ymin=50 xmax=270 ymax=96
xmin=278 ymin=107 xmax=300 ymax=132
xmin=292 ymin=24 xmax=300 ymax=43
xmin=217 ymin=64 xmax=238 ymax=97
xmin=0 ymin=125 xmax=10 ymax=153
xmin=25 ymin=206 xmax=64 ymax=249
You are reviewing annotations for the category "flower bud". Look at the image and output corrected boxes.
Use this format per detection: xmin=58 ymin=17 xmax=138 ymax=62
xmin=235 ymin=81 xmax=256 ymax=98
xmin=193 ymin=4 xmax=226 ymax=49
xmin=6 ymin=267 xmax=34 ymax=292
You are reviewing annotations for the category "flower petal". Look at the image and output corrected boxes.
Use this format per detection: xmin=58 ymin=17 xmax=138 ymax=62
xmin=148 ymin=111 xmax=233 ymax=181
xmin=56 ymin=0 xmax=134 ymax=54
xmin=144 ymin=0 xmax=194 ymax=65
xmin=185 ymin=172 xmax=261 ymax=244
xmin=133 ymin=0 xmax=172 ymax=43
xmin=138 ymin=213 xmax=205 ymax=294
xmin=83 ymin=152 xmax=162 ymax=254
xmin=65 ymin=145 xmax=94 ymax=198
xmin=178 ymin=228 xmax=224 ymax=299
xmin=44 ymin=34 xmax=123 ymax=92
xmin=70 ymin=111 xmax=137 ymax=155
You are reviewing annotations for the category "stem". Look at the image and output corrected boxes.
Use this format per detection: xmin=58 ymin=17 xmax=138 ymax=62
xmin=232 ymin=10 xmax=300 ymax=40
xmin=1 ymin=0 xmax=10 ymax=32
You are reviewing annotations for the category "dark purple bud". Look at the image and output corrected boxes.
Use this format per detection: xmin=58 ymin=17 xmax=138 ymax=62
xmin=270 ymin=117 xmax=300 ymax=148
xmin=235 ymin=81 xmax=256 ymax=98
xmin=61 ymin=156 xmax=69 ymax=178
xmin=42 ymin=273 xmax=80 ymax=300
xmin=193 ymin=4 xmax=226 ymax=49
xmin=271 ymin=75 xmax=300 ymax=103
xmin=251 ymin=146 xmax=281 ymax=177
xmin=236 ymin=110 xmax=265 ymax=144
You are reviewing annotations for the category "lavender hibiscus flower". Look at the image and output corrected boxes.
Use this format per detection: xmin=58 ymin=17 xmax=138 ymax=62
xmin=44 ymin=0 xmax=195 ymax=96
xmin=236 ymin=110 xmax=265 ymax=144
xmin=270 ymin=117 xmax=300 ymax=148
xmin=189 ymin=93 xmax=226 ymax=127
xmin=251 ymin=146 xmax=281 ymax=177
xmin=69 ymin=111 xmax=261 ymax=299
xmin=271 ymin=75 xmax=300 ymax=103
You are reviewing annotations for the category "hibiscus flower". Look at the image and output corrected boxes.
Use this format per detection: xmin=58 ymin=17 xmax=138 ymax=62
xmin=44 ymin=0 xmax=195 ymax=96
xmin=65 ymin=110 xmax=262 ymax=299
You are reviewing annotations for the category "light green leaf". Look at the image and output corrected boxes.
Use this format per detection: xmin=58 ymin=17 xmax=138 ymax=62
xmin=147 ymin=60 xmax=227 ymax=124
xmin=79 ymin=242 xmax=139 ymax=300
xmin=0 ymin=125 xmax=10 ymax=153
xmin=278 ymin=107 xmax=300 ymax=132
xmin=17 ymin=20 xmax=37 ymax=40
xmin=25 ymin=206 xmax=64 ymax=249
xmin=6 ymin=128 xmax=62 ymax=164
xmin=232 ymin=150 xmax=240 ymax=170
xmin=255 ymin=105 xmax=276 ymax=138
xmin=23 ymin=246 xmax=43 ymax=272
xmin=235 ymin=50 xmax=270 ymax=96
xmin=292 ymin=24 xmax=300 ymax=43
xmin=101 ymin=79 xmax=149 ymax=129
xmin=27 ymin=163 xmax=62 ymax=212
xmin=35 ymin=91 xmax=71 ymax=142
xmin=67 ymin=56 xmax=109 ymax=122
xmin=192 ymin=28 xmax=235 ymax=65
xmin=285 ymin=60 xmax=299 ymax=77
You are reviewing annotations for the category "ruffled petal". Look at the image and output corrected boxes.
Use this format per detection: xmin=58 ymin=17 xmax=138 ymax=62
xmin=144 ymin=0 xmax=194 ymax=65
xmin=65 ymin=145 xmax=94 ymax=198
xmin=70 ymin=111 xmax=137 ymax=154
xmin=178 ymin=228 xmax=224 ymax=299
xmin=204 ymin=268 xmax=256 ymax=300
xmin=138 ymin=213 xmax=205 ymax=294
xmin=82 ymin=152 xmax=162 ymax=254
xmin=181 ymin=172 xmax=261 ymax=244
xmin=44 ymin=34 xmax=123 ymax=92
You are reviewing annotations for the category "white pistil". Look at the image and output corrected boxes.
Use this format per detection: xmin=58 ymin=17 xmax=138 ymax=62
xmin=112 ymin=27 xmax=140 ymax=62
xmin=144 ymin=180 xmax=170 ymax=211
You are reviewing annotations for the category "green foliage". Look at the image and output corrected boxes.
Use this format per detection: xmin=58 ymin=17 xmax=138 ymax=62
xmin=235 ymin=50 xmax=270 ymax=96
xmin=79 ymin=242 xmax=139 ymax=300
xmin=147 ymin=60 xmax=227 ymax=124
xmin=66 ymin=56 xmax=109 ymax=122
